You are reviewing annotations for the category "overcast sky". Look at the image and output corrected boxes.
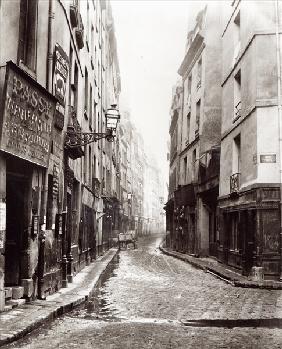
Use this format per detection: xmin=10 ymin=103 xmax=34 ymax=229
xmin=111 ymin=0 xmax=206 ymax=189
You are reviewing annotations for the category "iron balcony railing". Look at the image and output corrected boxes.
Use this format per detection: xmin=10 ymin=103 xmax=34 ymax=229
xmin=233 ymin=100 xmax=241 ymax=122
xmin=230 ymin=173 xmax=240 ymax=193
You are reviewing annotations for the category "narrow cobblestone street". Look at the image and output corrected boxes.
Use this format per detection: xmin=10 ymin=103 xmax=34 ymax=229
xmin=4 ymin=235 xmax=282 ymax=349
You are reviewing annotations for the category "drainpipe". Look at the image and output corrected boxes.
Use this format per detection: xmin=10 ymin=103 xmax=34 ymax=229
xmin=275 ymin=0 xmax=282 ymax=281
xmin=38 ymin=0 xmax=55 ymax=299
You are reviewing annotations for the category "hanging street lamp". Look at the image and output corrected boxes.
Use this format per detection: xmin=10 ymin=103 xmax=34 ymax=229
xmin=65 ymin=104 xmax=121 ymax=149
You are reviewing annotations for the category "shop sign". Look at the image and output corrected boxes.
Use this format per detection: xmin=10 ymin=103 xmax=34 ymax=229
xmin=0 ymin=202 xmax=6 ymax=249
xmin=53 ymin=45 xmax=69 ymax=131
xmin=53 ymin=44 xmax=69 ymax=106
xmin=260 ymin=154 xmax=276 ymax=163
xmin=0 ymin=61 xmax=56 ymax=167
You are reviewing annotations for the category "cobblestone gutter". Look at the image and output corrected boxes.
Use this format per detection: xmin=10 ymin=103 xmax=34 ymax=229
xmin=0 ymin=249 xmax=118 ymax=347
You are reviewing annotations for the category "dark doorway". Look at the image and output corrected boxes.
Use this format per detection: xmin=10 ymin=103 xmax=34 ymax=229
xmin=243 ymin=210 xmax=256 ymax=275
xmin=5 ymin=174 xmax=29 ymax=286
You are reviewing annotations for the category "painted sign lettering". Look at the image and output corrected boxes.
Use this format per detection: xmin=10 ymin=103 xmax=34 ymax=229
xmin=0 ymin=62 xmax=56 ymax=167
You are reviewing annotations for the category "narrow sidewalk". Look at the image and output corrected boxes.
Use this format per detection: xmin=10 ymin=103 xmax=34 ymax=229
xmin=159 ymin=245 xmax=282 ymax=290
xmin=0 ymin=248 xmax=118 ymax=347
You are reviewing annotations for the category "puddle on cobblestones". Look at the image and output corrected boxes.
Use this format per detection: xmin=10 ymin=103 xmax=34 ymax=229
xmin=181 ymin=318 xmax=282 ymax=329
xmin=69 ymin=254 xmax=122 ymax=322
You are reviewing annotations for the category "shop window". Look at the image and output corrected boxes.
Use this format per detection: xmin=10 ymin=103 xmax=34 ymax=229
xmin=18 ymin=0 xmax=38 ymax=72
xmin=230 ymin=212 xmax=241 ymax=251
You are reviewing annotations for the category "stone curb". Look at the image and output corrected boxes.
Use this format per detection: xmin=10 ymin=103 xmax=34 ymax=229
xmin=0 ymin=248 xmax=118 ymax=347
xmin=159 ymin=245 xmax=282 ymax=290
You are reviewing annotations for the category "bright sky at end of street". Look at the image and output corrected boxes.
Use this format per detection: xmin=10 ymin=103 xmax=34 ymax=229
xmin=111 ymin=0 xmax=206 ymax=189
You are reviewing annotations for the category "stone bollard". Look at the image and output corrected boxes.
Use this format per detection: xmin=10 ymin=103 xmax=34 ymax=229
xmin=250 ymin=266 xmax=264 ymax=282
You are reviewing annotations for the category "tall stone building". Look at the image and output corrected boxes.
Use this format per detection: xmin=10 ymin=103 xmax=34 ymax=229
xmin=0 ymin=0 xmax=121 ymax=311
xmin=218 ymin=0 xmax=282 ymax=279
xmin=166 ymin=0 xmax=282 ymax=281
xmin=166 ymin=2 xmax=222 ymax=256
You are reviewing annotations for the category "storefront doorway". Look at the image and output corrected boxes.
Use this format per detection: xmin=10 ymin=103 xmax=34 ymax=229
xmin=5 ymin=158 xmax=31 ymax=286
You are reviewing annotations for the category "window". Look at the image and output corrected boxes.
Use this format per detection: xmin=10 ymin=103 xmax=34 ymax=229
xmin=195 ymin=99 xmax=201 ymax=137
xmin=187 ymin=112 xmax=191 ymax=144
xmin=232 ymin=134 xmax=241 ymax=174
xmin=188 ymin=75 xmax=192 ymax=97
xmin=234 ymin=70 xmax=241 ymax=121
xmin=73 ymin=62 xmax=78 ymax=112
xmin=91 ymin=25 xmax=95 ymax=56
xmin=88 ymin=146 xmax=92 ymax=184
xmin=68 ymin=46 xmax=73 ymax=107
xmin=86 ymin=1 xmax=90 ymax=46
xmin=84 ymin=67 xmax=88 ymax=116
xmin=93 ymin=155 xmax=96 ymax=178
xmin=233 ymin=11 xmax=241 ymax=62
xmin=197 ymin=58 xmax=202 ymax=89
xmin=84 ymin=145 xmax=88 ymax=183
xmin=89 ymin=84 xmax=93 ymax=127
xmin=18 ymin=0 xmax=38 ymax=71
xmin=192 ymin=149 xmax=197 ymax=181
xmin=183 ymin=157 xmax=187 ymax=183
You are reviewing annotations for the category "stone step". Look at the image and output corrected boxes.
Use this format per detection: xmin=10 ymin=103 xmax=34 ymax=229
xmin=12 ymin=286 xmax=24 ymax=300
xmin=4 ymin=287 xmax=12 ymax=299
xmin=6 ymin=298 xmax=26 ymax=309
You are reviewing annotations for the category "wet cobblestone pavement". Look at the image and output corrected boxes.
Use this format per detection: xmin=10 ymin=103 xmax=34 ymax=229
xmin=4 ymin=235 xmax=282 ymax=348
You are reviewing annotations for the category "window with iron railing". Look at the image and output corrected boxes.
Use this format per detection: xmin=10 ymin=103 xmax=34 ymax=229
xmin=230 ymin=172 xmax=240 ymax=193
xmin=233 ymin=69 xmax=241 ymax=122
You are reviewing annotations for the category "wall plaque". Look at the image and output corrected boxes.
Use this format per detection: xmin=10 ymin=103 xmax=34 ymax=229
xmin=0 ymin=61 xmax=56 ymax=167
xmin=260 ymin=154 xmax=276 ymax=163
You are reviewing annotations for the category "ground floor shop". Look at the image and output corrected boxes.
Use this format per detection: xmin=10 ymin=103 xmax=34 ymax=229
xmin=218 ymin=186 xmax=281 ymax=280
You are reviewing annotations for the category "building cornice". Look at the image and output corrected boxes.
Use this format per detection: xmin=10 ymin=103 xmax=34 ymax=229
xmin=178 ymin=34 xmax=205 ymax=77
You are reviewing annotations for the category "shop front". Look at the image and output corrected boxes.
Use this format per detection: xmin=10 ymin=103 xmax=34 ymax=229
xmin=218 ymin=186 xmax=281 ymax=280
xmin=0 ymin=61 xmax=56 ymax=309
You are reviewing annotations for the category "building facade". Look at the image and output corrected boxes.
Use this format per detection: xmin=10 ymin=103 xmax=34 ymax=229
xmin=166 ymin=0 xmax=282 ymax=281
xmin=166 ymin=2 xmax=222 ymax=257
xmin=0 ymin=0 xmax=121 ymax=311
xmin=218 ymin=0 xmax=282 ymax=279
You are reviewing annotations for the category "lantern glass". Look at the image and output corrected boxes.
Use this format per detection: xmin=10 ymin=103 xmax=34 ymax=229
xmin=106 ymin=104 xmax=120 ymax=132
